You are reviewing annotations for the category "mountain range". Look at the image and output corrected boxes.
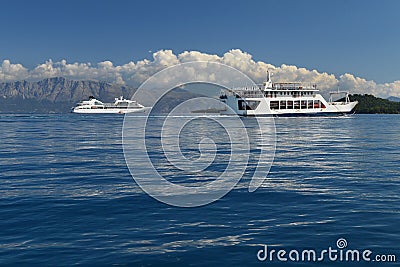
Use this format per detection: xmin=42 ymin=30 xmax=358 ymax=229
xmin=0 ymin=77 xmax=134 ymax=113
xmin=0 ymin=77 xmax=208 ymax=113
xmin=387 ymin=96 xmax=400 ymax=102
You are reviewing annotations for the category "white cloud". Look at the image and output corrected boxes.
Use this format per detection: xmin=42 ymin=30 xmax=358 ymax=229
xmin=0 ymin=60 xmax=28 ymax=82
xmin=179 ymin=50 xmax=220 ymax=63
xmin=1 ymin=49 xmax=399 ymax=97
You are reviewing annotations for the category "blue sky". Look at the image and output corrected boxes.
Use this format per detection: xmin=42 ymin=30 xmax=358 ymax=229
xmin=1 ymin=0 xmax=400 ymax=83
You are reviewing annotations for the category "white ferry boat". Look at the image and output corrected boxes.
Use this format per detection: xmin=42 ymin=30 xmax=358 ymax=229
xmin=73 ymin=96 xmax=149 ymax=114
xmin=220 ymin=72 xmax=358 ymax=116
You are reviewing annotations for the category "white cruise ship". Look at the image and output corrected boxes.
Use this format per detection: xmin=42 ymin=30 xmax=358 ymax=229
xmin=72 ymin=96 xmax=149 ymax=114
xmin=220 ymin=72 xmax=358 ymax=116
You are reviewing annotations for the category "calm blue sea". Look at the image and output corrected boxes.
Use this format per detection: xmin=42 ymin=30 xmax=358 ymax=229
xmin=0 ymin=114 xmax=399 ymax=266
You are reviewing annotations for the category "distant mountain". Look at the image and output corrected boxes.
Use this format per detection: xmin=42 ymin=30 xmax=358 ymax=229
xmin=0 ymin=77 xmax=134 ymax=113
xmin=387 ymin=96 xmax=400 ymax=102
xmin=0 ymin=77 xmax=207 ymax=113
xmin=347 ymin=94 xmax=400 ymax=114
xmin=0 ymin=77 xmax=133 ymax=103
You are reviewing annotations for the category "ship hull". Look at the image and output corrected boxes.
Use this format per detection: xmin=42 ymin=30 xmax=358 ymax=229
xmin=72 ymin=107 xmax=149 ymax=114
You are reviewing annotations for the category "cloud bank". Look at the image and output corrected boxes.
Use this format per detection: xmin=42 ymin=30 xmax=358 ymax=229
xmin=1 ymin=49 xmax=399 ymax=97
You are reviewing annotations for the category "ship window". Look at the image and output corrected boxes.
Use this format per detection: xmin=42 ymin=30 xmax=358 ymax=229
xmin=270 ymin=101 xmax=279 ymax=110
xmin=294 ymin=100 xmax=300 ymax=109
xmin=287 ymin=101 xmax=293 ymax=109
xmin=238 ymin=100 xmax=246 ymax=110
xmin=117 ymin=102 xmax=129 ymax=107
xmin=238 ymin=100 xmax=260 ymax=110
xmin=307 ymin=100 xmax=313 ymax=109
xmin=301 ymin=100 xmax=307 ymax=109
xmin=314 ymin=100 xmax=321 ymax=108
xmin=321 ymin=102 xmax=326 ymax=108
xmin=280 ymin=100 xmax=286 ymax=109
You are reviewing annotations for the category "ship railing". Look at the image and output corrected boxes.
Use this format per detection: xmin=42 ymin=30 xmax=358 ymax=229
xmin=330 ymin=102 xmax=348 ymax=105
xmin=271 ymin=82 xmax=318 ymax=90
xmin=225 ymin=89 xmax=265 ymax=98
xmin=103 ymin=104 xmax=116 ymax=108
xmin=328 ymin=91 xmax=351 ymax=104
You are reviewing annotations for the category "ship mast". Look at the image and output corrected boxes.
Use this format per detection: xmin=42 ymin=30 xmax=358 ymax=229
xmin=263 ymin=70 xmax=273 ymax=90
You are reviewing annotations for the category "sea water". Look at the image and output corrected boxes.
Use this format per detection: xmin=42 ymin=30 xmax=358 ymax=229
xmin=0 ymin=114 xmax=399 ymax=266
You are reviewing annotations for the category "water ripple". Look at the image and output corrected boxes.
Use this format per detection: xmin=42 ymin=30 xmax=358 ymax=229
xmin=0 ymin=114 xmax=399 ymax=265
